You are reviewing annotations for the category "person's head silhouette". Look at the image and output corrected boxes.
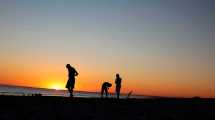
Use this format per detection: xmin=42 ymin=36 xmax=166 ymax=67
xmin=66 ymin=64 xmax=71 ymax=68
xmin=116 ymin=73 xmax=120 ymax=78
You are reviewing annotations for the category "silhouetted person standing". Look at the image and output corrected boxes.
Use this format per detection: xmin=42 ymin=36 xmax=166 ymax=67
xmin=65 ymin=64 xmax=78 ymax=97
xmin=101 ymin=82 xmax=112 ymax=98
xmin=115 ymin=74 xmax=122 ymax=99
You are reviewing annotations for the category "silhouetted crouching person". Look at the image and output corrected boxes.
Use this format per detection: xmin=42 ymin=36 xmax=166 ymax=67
xmin=115 ymin=74 xmax=122 ymax=99
xmin=101 ymin=82 xmax=112 ymax=98
xmin=65 ymin=64 xmax=78 ymax=97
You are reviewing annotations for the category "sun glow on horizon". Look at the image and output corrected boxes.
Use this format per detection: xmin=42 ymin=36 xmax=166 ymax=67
xmin=49 ymin=83 xmax=65 ymax=90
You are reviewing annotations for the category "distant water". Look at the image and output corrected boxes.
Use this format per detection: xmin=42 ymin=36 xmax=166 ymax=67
xmin=0 ymin=85 xmax=151 ymax=99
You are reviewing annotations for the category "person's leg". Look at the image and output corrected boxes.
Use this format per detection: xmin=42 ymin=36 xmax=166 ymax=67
xmin=116 ymin=92 xmax=119 ymax=99
xmin=67 ymin=87 xmax=72 ymax=97
xmin=117 ymin=90 xmax=119 ymax=99
xmin=118 ymin=87 xmax=121 ymax=99
xmin=101 ymin=88 xmax=104 ymax=98
xmin=116 ymin=87 xmax=118 ymax=99
xmin=116 ymin=86 xmax=121 ymax=99
xmin=68 ymin=87 xmax=73 ymax=97
xmin=70 ymin=82 xmax=75 ymax=97
xmin=70 ymin=88 xmax=73 ymax=97
xmin=105 ymin=88 xmax=108 ymax=98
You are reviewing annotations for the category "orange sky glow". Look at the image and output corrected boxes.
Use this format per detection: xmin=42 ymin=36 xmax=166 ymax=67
xmin=0 ymin=0 xmax=215 ymax=98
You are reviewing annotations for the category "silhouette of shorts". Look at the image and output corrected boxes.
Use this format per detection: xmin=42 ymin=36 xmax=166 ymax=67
xmin=116 ymin=85 xmax=121 ymax=92
xmin=66 ymin=78 xmax=75 ymax=89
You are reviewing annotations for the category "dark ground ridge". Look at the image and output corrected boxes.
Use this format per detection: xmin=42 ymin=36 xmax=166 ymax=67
xmin=0 ymin=96 xmax=215 ymax=120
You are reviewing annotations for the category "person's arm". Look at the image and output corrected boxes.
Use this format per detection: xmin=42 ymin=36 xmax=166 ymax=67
xmin=75 ymin=70 xmax=79 ymax=76
xmin=73 ymin=68 xmax=78 ymax=76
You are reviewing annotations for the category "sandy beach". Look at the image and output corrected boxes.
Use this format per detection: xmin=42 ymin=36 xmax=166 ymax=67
xmin=0 ymin=96 xmax=214 ymax=120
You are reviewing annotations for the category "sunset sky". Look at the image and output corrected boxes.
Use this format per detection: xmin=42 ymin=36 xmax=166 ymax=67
xmin=0 ymin=0 xmax=215 ymax=98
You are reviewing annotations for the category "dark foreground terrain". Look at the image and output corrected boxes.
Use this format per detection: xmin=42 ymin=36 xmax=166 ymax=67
xmin=0 ymin=96 xmax=214 ymax=120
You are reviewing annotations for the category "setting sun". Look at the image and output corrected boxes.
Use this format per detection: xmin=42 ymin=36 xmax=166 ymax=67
xmin=50 ymin=83 xmax=65 ymax=90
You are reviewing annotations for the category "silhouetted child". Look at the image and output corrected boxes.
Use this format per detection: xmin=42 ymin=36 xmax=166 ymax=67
xmin=115 ymin=74 xmax=122 ymax=99
xmin=65 ymin=64 xmax=78 ymax=97
xmin=101 ymin=82 xmax=112 ymax=98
